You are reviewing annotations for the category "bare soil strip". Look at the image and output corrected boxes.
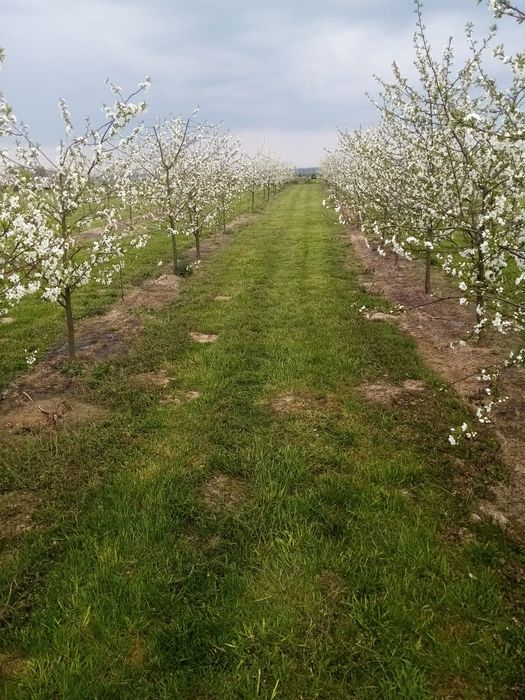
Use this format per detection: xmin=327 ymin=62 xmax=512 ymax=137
xmin=347 ymin=228 xmax=525 ymax=532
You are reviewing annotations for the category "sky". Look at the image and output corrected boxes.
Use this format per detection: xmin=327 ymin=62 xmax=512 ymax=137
xmin=0 ymin=0 xmax=522 ymax=167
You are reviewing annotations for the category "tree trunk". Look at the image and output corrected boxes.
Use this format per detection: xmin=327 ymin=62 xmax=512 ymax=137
xmin=170 ymin=231 xmax=178 ymax=275
xmin=63 ymin=287 xmax=76 ymax=360
xmin=424 ymin=250 xmax=432 ymax=294
xmin=195 ymin=228 xmax=201 ymax=260
xmin=251 ymin=190 xmax=255 ymax=213
xmin=119 ymin=264 xmax=124 ymax=301
xmin=475 ymin=241 xmax=486 ymax=342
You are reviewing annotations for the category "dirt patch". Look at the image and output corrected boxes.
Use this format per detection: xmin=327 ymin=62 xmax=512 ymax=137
xmin=183 ymin=530 xmax=223 ymax=552
xmin=215 ymin=295 xmax=231 ymax=301
xmin=190 ymin=332 xmax=219 ymax=344
xmin=271 ymin=393 xmax=338 ymax=416
xmin=1 ymin=396 xmax=108 ymax=434
xmin=125 ymin=274 xmax=179 ymax=310
xmin=126 ymin=634 xmax=146 ymax=669
xmin=199 ymin=473 xmax=249 ymax=512
xmin=348 ymin=229 xmax=499 ymax=395
xmin=398 ymin=488 xmax=416 ymax=502
xmin=478 ymin=501 xmax=510 ymax=528
xmin=130 ymin=370 xmax=173 ymax=389
xmin=225 ymin=213 xmax=256 ymax=233
xmin=369 ymin=311 xmax=398 ymax=322
xmin=0 ymin=491 xmax=39 ymax=539
xmin=160 ymin=390 xmax=202 ymax=406
xmin=0 ymin=652 xmax=29 ymax=681
xmin=318 ymin=569 xmax=346 ymax=601
xmin=357 ymin=379 xmax=426 ymax=406
xmin=347 ymin=227 xmax=525 ymax=533
xmin=74 ymin=227 xmax=102 ymax=244
xmin=441 ymin=524 xmax=476 ymax=545
xmin=0 ymin=317 xmax=15 ymax=326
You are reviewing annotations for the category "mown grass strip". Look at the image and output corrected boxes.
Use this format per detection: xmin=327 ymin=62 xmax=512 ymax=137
xmin=1 ymin=182 xmax=523 ymax=698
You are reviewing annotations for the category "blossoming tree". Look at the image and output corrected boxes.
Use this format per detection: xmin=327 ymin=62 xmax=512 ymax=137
xmin=323 ymin=0 xmax=525 ymax=439
xmin=0 ymin=78 xmax=150 ymax=358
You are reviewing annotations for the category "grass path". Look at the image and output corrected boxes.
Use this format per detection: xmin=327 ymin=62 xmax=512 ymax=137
xmin=1 ymin=182 xmax=524 ymax=698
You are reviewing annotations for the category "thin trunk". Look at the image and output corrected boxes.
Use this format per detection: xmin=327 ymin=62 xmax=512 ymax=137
xmin=63 ymin=287 xmax=76 ymax=360
xmin=251 ymin=190 xmax=255 ymax=213
xmin=424 ymin=250 xmax=432 ymax=294
xmin=394 ymin=252 xmax=399 ymax=268
xmin=475 ymin=239 xmax=486 ymax=341
xmin=195 ymin=227 xmax=201 ymax=260
xmin=119 ymin=264 xmax=124 ymax=301
xmin=170 ymin=230 xmax=178 ymax=275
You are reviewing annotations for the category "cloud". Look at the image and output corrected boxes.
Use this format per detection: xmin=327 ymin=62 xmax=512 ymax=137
xmin=1 ymin=0 xmax=523 ymax=165
xmin=236 ymin=127 xmax=339 ymax=168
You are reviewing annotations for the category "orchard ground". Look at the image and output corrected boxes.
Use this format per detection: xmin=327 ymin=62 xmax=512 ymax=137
xmin=1 ymin=182 xmax=524 ymax=698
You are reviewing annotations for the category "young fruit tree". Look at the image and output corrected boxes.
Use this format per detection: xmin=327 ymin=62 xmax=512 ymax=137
xmin=176 ymin=122 xmax=241 ymax=261
xmin=0 ymin=78 xmax=150 ymax=358
xmin=129 ymin=115 xmax=195 ymax=275
xmin=213 ymin=131 xmax=244 ymax=235
xmin=244 ymin=152 xmax=267 ymax=213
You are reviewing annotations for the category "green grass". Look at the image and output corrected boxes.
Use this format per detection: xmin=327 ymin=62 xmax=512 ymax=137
xmin=1 ymin=183 xmax=523 ymax=698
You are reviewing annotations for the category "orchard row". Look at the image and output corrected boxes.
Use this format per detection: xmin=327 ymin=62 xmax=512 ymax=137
xmin=0 ymin=63 xmax=294 ymax=358
xmin=322 ymin=0 xmax=525 ymax=439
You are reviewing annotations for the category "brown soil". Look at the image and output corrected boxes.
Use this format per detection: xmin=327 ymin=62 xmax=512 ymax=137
xmin=226 ymin=213 xmax=256 ymax=233
xmin=348 ymin=228 xmax=525 ymax=533
xmin=0 ymin=491 xmax=39 ymax=540
xmin=190 ymin=332 xmax=219 ymax=344
xmin=1 ymin=397 xmax=108 ymax=434
xmin=130 ymin=370 xmax=173 ymax=389
xmin=160 ymin=390 xmax=201 ymax=406
xmin=271 ymin=393 xmax=338 ymax=417
xmin=74 ymin=213 xmax=151 ymax=245
xmin=0 ymin=652 xmax=29 ymax=681
xmin=215 ymin=295 xmax=231 ymax=301
xmin=199 ymin=473 xmax=249 ymax=512
xmin=357 ymin=379 xmax=426 ymax=406
xmin=348 ymin=230 xmax=501 ymax=394
xmin=126 ymin=634 xmax=146 ymax=669
xmin=369 ymin=311 xmax=398 ymax=322
xmin=318 ymin=569 xmax=346 ymax=601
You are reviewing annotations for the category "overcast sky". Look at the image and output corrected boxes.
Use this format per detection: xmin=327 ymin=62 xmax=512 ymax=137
xmin=0 ymin=0 xmax=522 ymax=166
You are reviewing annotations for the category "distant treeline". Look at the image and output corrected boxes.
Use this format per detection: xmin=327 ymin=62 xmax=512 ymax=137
xmin=295 ymin=167 xmax=320 ymax=177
